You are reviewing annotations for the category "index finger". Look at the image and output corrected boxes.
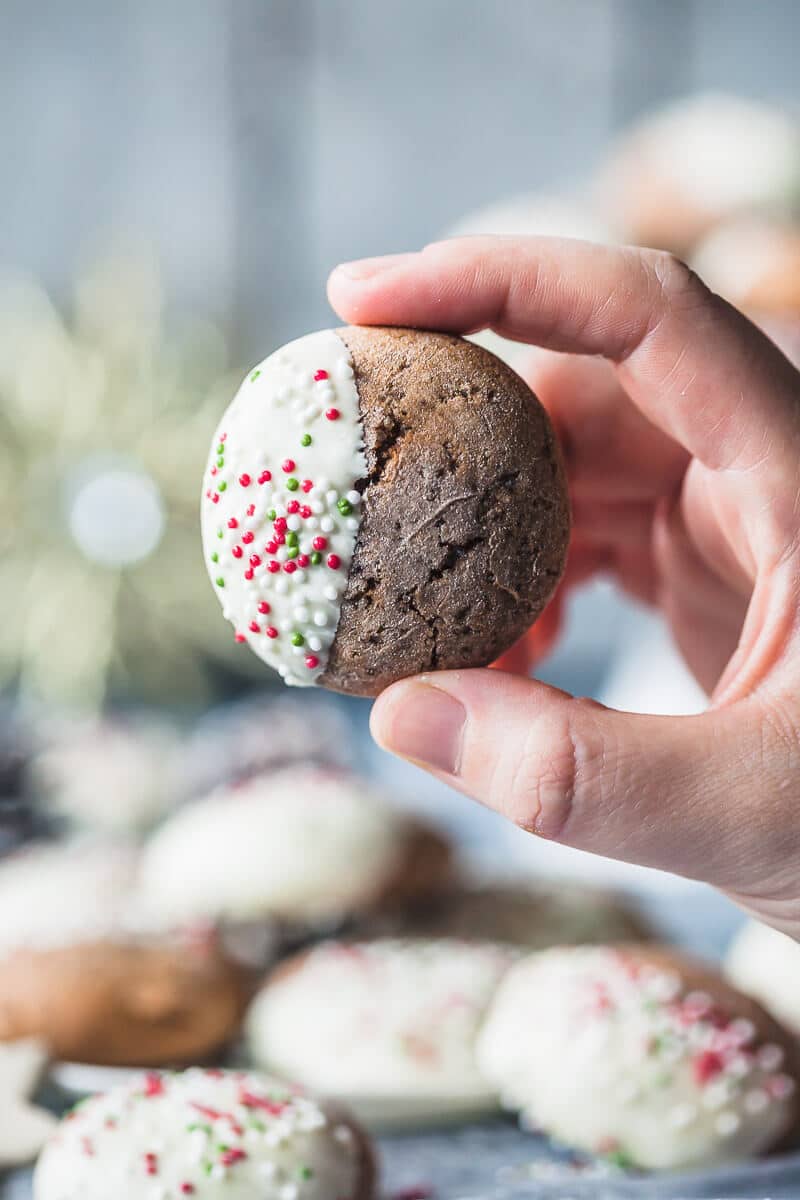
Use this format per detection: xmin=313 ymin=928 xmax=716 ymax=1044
xmin=328 ymin=236 xmax=800 ymax=485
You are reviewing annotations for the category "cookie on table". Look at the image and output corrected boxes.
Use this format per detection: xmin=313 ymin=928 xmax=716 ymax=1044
xmin=361 ymin=881 xmax=651 ymax=949
xmin=0 ymin=1038 xmax=56 ymax=1168
xmin=0 ymin=838 xmax=139 ymax=957
xmin=596 ymin=93 xmax=800 ymax=255
xmin=725 ymin=920 xmax=800 ymax=1036
xmin=246 ymin=938 xmax=516 ymax=1126
xmin=0 ymin=939 xmax=245 ymax=1067
xmin=34 ymin=1068 xmax=375 ymax=1200
xmin=136 ymin=767 xmax=451 ymax=935
xmin=476 ymin=944 xmax=800 ymax=1171
xmin=201 ymin=326 xmax=569 ymax=696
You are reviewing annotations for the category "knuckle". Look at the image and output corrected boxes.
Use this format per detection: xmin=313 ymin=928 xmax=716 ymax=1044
xmin=498 ymin=704 xmax=611 ymax=840
xmin=642 ymin=248 xmax=709 ymax=315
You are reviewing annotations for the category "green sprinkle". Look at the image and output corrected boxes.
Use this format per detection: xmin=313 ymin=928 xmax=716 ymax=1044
xmin=291 ymin=632 xmax=305 ymax=646
xmin=310 ymin=551 xmax=322 ymax=565
xmin=301 ymin=433 xmax=312 ymax=447
xmin=203 ymin=1162 xmax=214 ymax=1176
xmin=211 ymin=552 xmax=219 ymax=563
xmin=217 ymin=529 xmax=223 ymax=539
xmin=337 ymin=498 xmax=352 ymax=515
xmin=218 ymin=1144 xmax=229 ymax=1154
xmin=286 ymin=545 xmax=298 ymax=559
xmin=250 ymin=369 xmax=261 ymax=382
xmin=285 ymin=477 xmax=299 ymax=492
xmin=218 ymin=481 xmax=227 ymax=492
xmin=298 ymin=1165 xmax=314 ymax=1180
xmin=187 ymin=1122 xmax=212 ymax=1135
xmin=249 ymin=1119 xmax=266 ymax=1133
xmin=606 ymin=1149 xmax=636 ymax=1171
xmin=286 ymin=531 xmax=299 ymax=547
xmin=216 ymin=577 xmax=225 ymax=587
xmin=217 ymin=456 xmax=225 ymax=468
xmin=216 ymin=443 xmax=225 ymax=454
xmin=267 ymin=508 xmax=276 ymax=520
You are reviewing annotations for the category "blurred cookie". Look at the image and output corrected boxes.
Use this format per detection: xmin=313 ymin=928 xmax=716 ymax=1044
xmin=136 ymin=767 xmax=451 ymax=937
xmin=246 ymin=938 xmax=516 ymax=1126
xmin=202 ymin=326 xmax=569 ymax=696
xmin=0 ymin=939 xmax=245 ymax=1066
xmin=361 ymin=880 xmax=650 ymax=949
xmin=725 ymin=920 xmax=800 ymax=1035
xmin=34 ymin=1068 xmax=375 ymax=1200
xmin=693 ymin=218 xmax=800 ymax=318
xmin=597 ymin=93 xmax=800 ymax=254
xmin=0 ymin=838 xmax=138 ymax=957
xmin=0 ymin=1038 xmax=56 ymax=1167
xmin=477 ymin=944 xmax=800 ymax=1170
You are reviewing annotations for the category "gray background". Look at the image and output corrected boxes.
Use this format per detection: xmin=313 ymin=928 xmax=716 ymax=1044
xmin=1 ymin=0 xmax=799 ymax=359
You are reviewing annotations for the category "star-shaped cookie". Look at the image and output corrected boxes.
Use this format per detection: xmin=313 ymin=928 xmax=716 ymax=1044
xmin=0 ymin=1039 xmax=56 ymax=1167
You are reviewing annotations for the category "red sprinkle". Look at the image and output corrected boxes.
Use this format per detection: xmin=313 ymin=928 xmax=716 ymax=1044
xmin=283 ymin=561 xmax=297 ymax=574
xmin=210 ymin=467 xmax=217 ymax=476
xmin=266 ymin=626 xmax=278 ymax=638
xmin=180 ymin=1185 xmax=195 ymax=1195
xmin=143 ymin=1073 xmax=165 ymax=1098
xmin=257 ymin=601 xmax=271 ymax=614
xmin=275 ymin=532 xmax=286 ymax=545
xmin=297 ymin=554 xmax=310 ymax=568
xmin=191 ymin=1103 xmax=222 ymax=1122
xmin=220 ymin=1148 xmax=247 ymax=1168
xmin=227 ymin=518 xmax=238 ymax=530
xmin=242 ymin=531 xmax=255 ymax=545
xmin=281 ymin=458 xmax=296 ymax=473
xmin=239 ymin=1089 xmax=288 ymax=1115
xmin=265 ymin=540 xmax=278 ymax=554
xmin=327 ymin=553 xmax=341 ymax=569
xmin=232 ymin=546 xmax=243 ymax=559
xmin=249 ymin=621 xmax=260 ymax=633
xmin=305 ymin=655 xmax=320 ymax=669
xmin=239 ymin=474 xmax=251 ymax=487
xmin=273 ymin=517 xmax=287 ymax=534
xmin=325 ymin=407 xmax=340 ymax=421
xmin=258 ymin=470 xmax=271 ymax=485
xmin=693 ymin=1050 xmax=724 ymax=1086
xmin=267 ymin=561 xmax=280 ymax=574
xmin=211 ymin=494 xmax=220 ymax=504
xmin=287 ymin=500 xmax=300 ymax=514
xmin=81 ymin=1137 xmax=95 ymax=1157
xmin=301 ymin=479 xmax=313 ymax=493
xmin=220 ymin=433 xmax=227 ymax=442
xmin=300 ymin=504 xmax=313 ymax=518
xmin=249 ymin=554 xmax=262 ymax=567
xmin=246 ymin=504 xmax=256 ymax=517
xmin=235 ymin=633 xmax=246 ymax=643
xmin=144 ymin=1152 xmax=158 ymax=1176
xmin=312 ymin=536 xmax=327 ymax=551
xmin=314 ymin=369 xmax=329 ymax=381
xmin=244 ymin=568 xmax=255 ymax=580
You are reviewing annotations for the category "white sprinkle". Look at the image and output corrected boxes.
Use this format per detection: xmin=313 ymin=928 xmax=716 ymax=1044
xmin=758 ymin=1044 xmax=785 ymax=1072
xmin=320 ymin=516 xmax=335 ymax=532
xmin=258 ymin=1162 xmax=277 ymax=1178
xmin=346 ymin=516 xmax=359 ymax=531
xmin=308 ymin=636 xmax=322 ymax=652
xmin=277 ymin=546 xmax=288 ymax=563
xmin=745 ymin=1088 xmax=769 ymax=1113
xmin=668 ymin=1102 xmax=696 ymax=1129
xmin=702 ymin=1081 xmax=730 ymax=1110
xmin=294 ymin=606 xmax=310 ymax=623
xmin=730 ymin=1018 xmax=756 ymax=1046
xmin=325 ymin=489 xmax=338 ymax=506
xmin=287 ymin=515 xmax=301 ymax=532
xmin=275 ymin=578 xmax=289 ymax=596
xmin=313 ymin=610 xmax=328 ymax=627
xmin=346 ymin=490 xmax=361 ymax=505
xmin=715 ymin=1111 xmax=741 ymax=1137
xmin=323 ymin=584 xmax=338 ymax=601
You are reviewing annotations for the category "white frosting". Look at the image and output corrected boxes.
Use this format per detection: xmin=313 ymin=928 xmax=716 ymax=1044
xmin=136 ymin=767 xmax=406 ymax=928
xmin=201 ymin=330 xmax=366 ymax=686
xmin=34 ymin=1069 xmax=366 ymax=1200
xmin=0 ymin=1038 xmax=57 ymax=1168
xmin=476 ymin=947 xmax=797 ymax=1171
xmin=725 ymin=920 xmax=800 ymax=1035
xmin=0 ymin=839 xmax=139 ymax=957
xmin=609 ymin=93 xmax=800 ymax=217
xmin=246 ymin=938 xmax=515 ymax=1126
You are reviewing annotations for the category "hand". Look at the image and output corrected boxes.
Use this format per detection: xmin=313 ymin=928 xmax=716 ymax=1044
xmin=328 ymin=237 xmax=800 ymax=935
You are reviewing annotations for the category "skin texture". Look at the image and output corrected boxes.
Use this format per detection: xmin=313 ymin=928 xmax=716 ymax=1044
xmin=327 ymin=235 xmax=800 ymax=940
xmin=0 ymin=941 xmax=247 ymax=1066
xmin=320 ymin=326 xmax=570 ymax=696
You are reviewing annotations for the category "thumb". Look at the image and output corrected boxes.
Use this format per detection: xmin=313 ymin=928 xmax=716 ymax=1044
xmin=370 ymin=670 xmax=775 ymax=891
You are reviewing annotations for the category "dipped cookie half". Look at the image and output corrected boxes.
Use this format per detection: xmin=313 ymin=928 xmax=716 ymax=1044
xmin=201 ymin=327 xmax=569 ymax=696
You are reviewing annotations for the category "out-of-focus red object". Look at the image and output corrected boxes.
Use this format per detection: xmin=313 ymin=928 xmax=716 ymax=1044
xmin=491 ymin=592 xmax=564 ymax=676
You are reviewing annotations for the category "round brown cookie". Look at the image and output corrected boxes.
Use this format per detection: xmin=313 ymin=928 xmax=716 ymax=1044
xmin=320 ymin=327 xmax=569 ymax=695
xmin=0 ymin=939 xmax=247 ymax=1066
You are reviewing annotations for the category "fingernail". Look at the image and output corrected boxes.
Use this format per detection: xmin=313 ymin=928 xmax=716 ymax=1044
xmin=333 ymin=252 xmax=417 ymax=281
xmin=371 ymin=682 xmax=465 ymax=775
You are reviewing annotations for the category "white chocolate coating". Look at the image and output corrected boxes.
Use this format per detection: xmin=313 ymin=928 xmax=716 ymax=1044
xmin=0 ymin=1038 xmax=56 ymax=1168
xmin=726 ymin=920 xmax=800 ymax=1035
xmin=34 ymin=1069 xmax=367 ymax=1200
xmin=476 ymin=947 xmax=797 ymax=1171
xmin=201 ymin=330 xmax=366 ymax=686
xmin=247 ymin=939 xmax=516 ymax=1126
xmin=0 ymin=839 xmax=138 ymax=957
xmin=136 ymin=768 xmax=406 ymax=928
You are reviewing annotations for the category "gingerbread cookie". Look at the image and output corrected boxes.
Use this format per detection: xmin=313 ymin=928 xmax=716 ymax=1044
xmin=201 ymin=326 xmax=569 ymax=696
